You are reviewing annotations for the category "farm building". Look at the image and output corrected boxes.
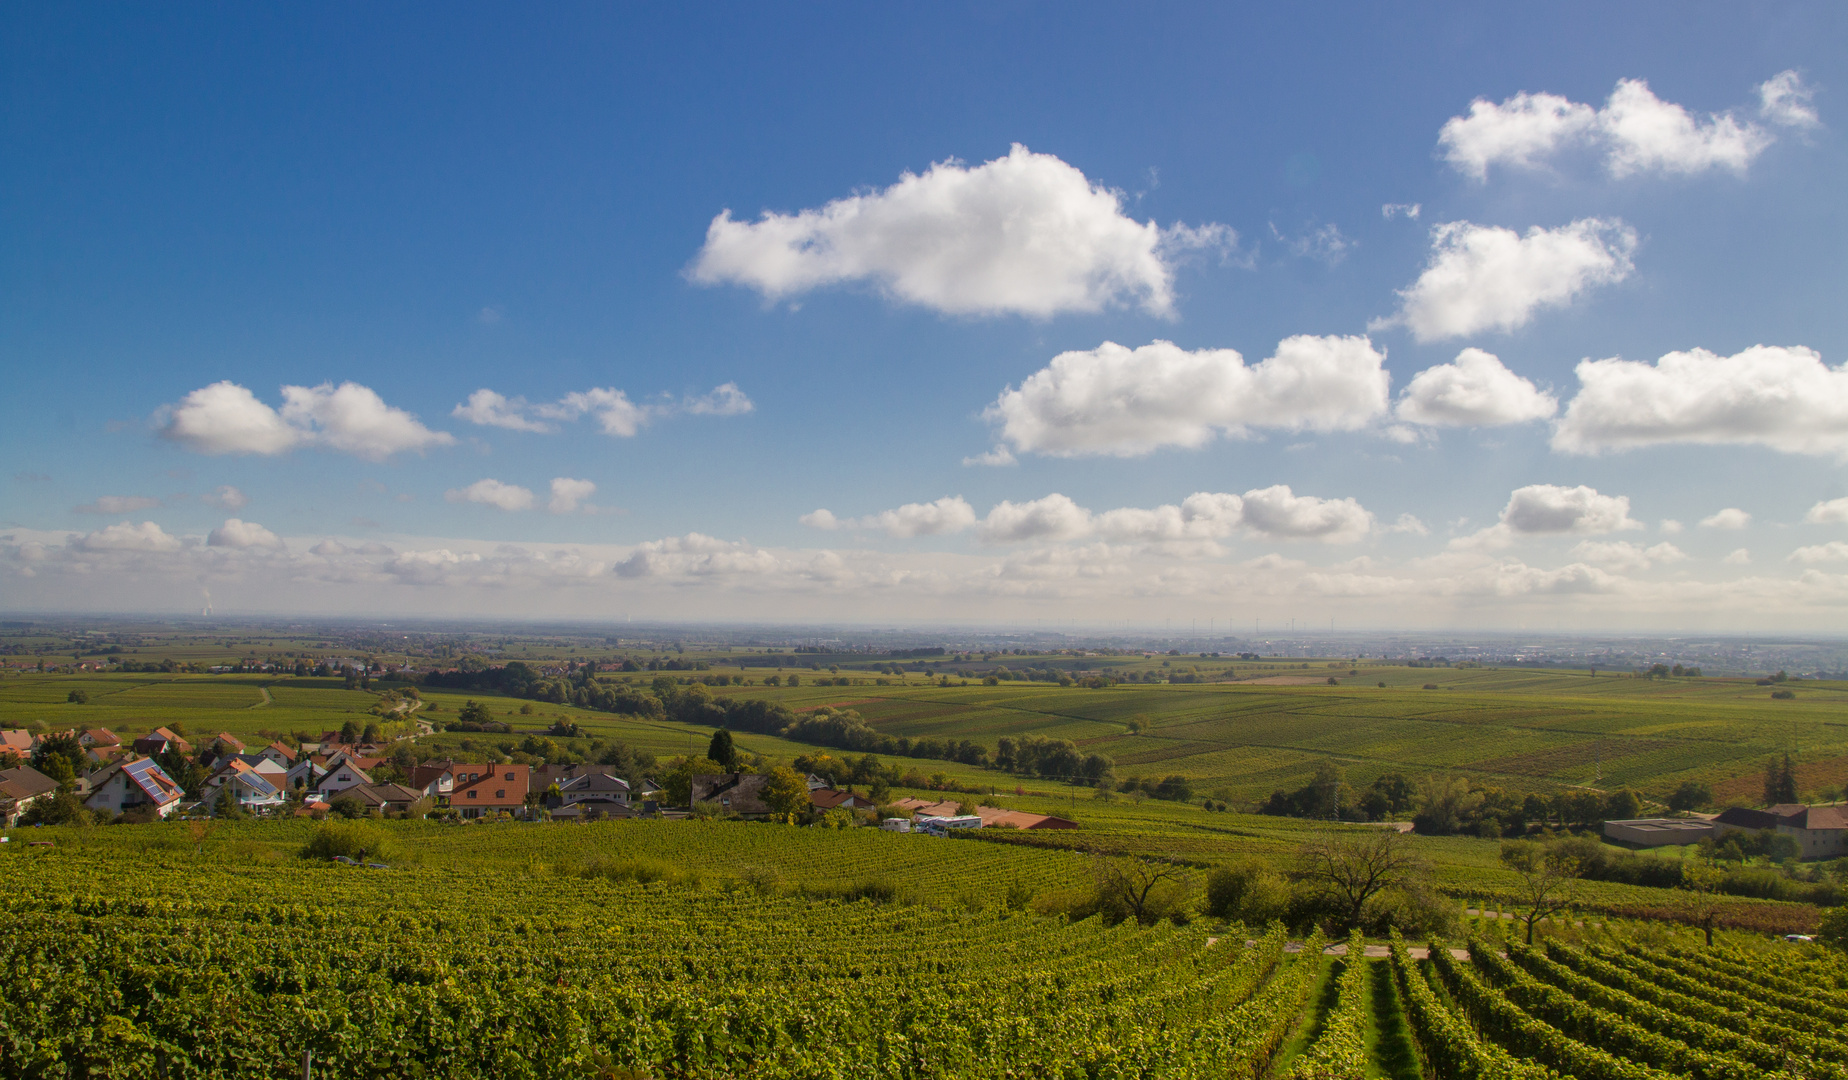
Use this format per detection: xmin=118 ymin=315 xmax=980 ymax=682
xmin=1603 ymin=817 xmax=1715 ymax=847
xmin=1714 ymin=804 xmax=1848 ymax=859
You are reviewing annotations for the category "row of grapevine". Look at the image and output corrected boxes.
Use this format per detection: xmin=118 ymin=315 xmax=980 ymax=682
xmin=1387 ymin=932 xmax=1553 ymax=1080
xmin=1501 ymin=940 xmax=1837 ymax=1080
xmin=1657 ymin=943 xmax=1848 ymax=1022
xmin=1280 ymin=930 xmax=1370 ymax=1080
xmin=1594 ymin=943 xmax=1848 ymax=1045
xmin=1429 ymin=939 xmax=1666 ymax=1080
xmin=1 ymin=846 xmax=1318 ymax=1080
xmin=1535 ymin=940 xmax=1848 ymax=1071
xmin=1211 ymin=929 xmax=1329 ymax=1080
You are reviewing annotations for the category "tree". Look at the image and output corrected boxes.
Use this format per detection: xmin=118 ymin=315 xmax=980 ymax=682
xmin=1500 ymin=839 xmax=1580 ymax=945
xmin=339 ymin=720 xmax=362 ymax=744
xmin=1204 ymin=858 xmax=1289 ymax=925
xmin=458 ymin=700 xmax=494 ymax=727
xmin=1297 ymin=828 xmax=1426 ymax=930
xmin=213 ymin=782 xmax=247 ymax=819
xmin=1667 ymin=781 xmax=1712 ymax=813
xmin=1679 ymin=861 xmax=1727 ymax=947
xmin=360 ymin=721 xmax=381 ymax=744
xmin=1765 ymin=753 xmax=1799 ymax=805
xmin=1601 ymin=788 xmax=1642 ymax=822
xmin=662 ymin=756 xmax=725 ymax=807
xmin=761 ymin=766 xmax=812 ymax=820
xmin=1092 ymin=852 xmax=1194 ymax=926
xmin=707 ymin=729 xmax=737 ymax=771
xmin=66 ymin=689 xmax=88 ymax=704
xmin=31 ymin=733 xmax=87 ymax=786
xmin=19 ymin=786 xmax=91 ymax=826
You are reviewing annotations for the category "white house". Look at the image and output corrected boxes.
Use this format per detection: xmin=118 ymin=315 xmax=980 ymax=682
xmin=84 ymin=757 xmax=183 ymax=819
xmin=314 ymin=753 xmax=374 ymax=797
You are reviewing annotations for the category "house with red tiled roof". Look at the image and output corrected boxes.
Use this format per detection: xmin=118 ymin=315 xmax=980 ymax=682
xmin=448 ymin=763 xmax=531 ymax=819
xmin=336 ymin=782 xmax=426 ymax=815
xmin=77 ymin=728 xmax=119 ymax=750
xmin=891 ymin=796 xmax=965 ymax=818
xmin=256 ymin=741 xmax=296 ymax=768
xmin=132 ymin=727 xmax=192 ymax=757
xmin=974 ymin=807 xmax=1078 ymax=830
xmin=1 ymin=730 xmax=36 ymax=759
xmin=808 ymin=788 xmax=876 ymax=811
xmin=0 ymin=764 xmax=59 ymax=825
xmin=314 ymin=753 xmax=375 ymax=797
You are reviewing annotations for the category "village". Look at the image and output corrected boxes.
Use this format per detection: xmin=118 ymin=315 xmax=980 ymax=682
xmin=0 ymin=723 xmax=1080 ymax=835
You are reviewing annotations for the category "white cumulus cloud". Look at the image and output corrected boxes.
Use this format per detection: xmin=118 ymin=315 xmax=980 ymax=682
xmin=982 ymin=487 xmax=1373 ymax=546
xmin=1724 ymin=548 xmax=1753 ymax=565
xmin=1438 ymin=91 xmax=1599 ymax=180
xmin=681 ymin=382 xmax=754 ymax=416
xmin=1790 ymin=542 xmax=1848 ymax=565
xmin=1379 ymin=219 xmax=1635 ymax=342
xmin=1455 ymin=484 xmax=1641 ymax=549
xmin=1599 ymin=78 xmax=1771 ymax=178
xmin=1396 ymin=348 xmax=1557 ymax=427
xmin=984 ymin=335 xmax=1388 ymax=458
xmin=547 ymin=478 xmax=596 ymax=514
xmin=864 ymin=497 xmax=979 ymax=539
xmin=453 ymin=389 xmax=555 ymax=432
xmin=160 ymin=380 xmax=453 ymax=460
xmin=1239 ymin=486 xmax=1374 ymax=543
xmin=688 ymin=144 xmax=1231 ymax=318
xmin=1570 ymin=540 xmax=1687 ymax=572
xmin=445 ymin=479 xmax=536 ymax=512
xmin=1552 ymin=345 xmax=1848 ymax=458
xmin=979 ymin=494 xmax=1096 ymax=544
xmin=1439 ymin=75 xmax=1792 ymax=180
xmin=1806 ymin=498 xmax=1848 ymax=525
xmin=73 ymin=521 xmax=182 ymax=552
xmin=202 ymin=485 xmax=249 ymax=510
xmin=1758 ymin=70 xmax=1820 ymax=129
xmin=800 ymin=497 xmax=978 ymax=538
xmin=453 ymin=383 xmax=752 ymax=437
xmin=207 ymin=518 xmax=284 ymax=550
xmin=1699 ymin=508 xmax=1752 ymax=530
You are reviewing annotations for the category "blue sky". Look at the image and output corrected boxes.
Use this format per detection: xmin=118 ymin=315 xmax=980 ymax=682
xmin=3 ymin=2 xmax=1846 ymax=628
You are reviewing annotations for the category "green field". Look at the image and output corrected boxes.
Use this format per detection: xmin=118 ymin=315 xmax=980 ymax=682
xmin=9 ymin=661 xmax=1845 ymax=807
xmin=6 ymin=818 xmax=1845 ymax=1078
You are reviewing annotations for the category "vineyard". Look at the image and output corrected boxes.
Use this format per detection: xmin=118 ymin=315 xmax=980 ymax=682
xmin=7 ymin=827 xmax=1848 ymax=1079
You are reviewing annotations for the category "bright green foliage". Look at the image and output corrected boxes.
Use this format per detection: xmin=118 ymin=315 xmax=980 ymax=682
xmin=1282 ymin=930 xmax=1370 ymax=1079
xmin=1388 ymin=931 xmax=1552 ymax=1080
xmin=5 ymin=845 xmax=1295 ymax=1080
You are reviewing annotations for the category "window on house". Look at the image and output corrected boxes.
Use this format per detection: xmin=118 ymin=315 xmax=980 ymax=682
xmin=468 ymin=790 xmax=478 ymax=799
xmin=505 ymin=772 xmax=514 ymax=780
xmin=496 ymin=790 xmax=505 ymax=798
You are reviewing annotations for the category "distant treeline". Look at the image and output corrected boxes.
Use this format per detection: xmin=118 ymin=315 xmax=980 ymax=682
xmin=419 ymin=663 xmax=1118 ymax=786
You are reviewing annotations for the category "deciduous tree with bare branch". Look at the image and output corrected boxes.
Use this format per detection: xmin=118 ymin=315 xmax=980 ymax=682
xmin=1500 ymin=839 xmax=1579 ymax=944
xmin=1297 ymin=828 xmax=1425 ymax=930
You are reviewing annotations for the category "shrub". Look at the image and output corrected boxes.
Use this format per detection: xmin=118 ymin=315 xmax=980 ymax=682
xmin=1205 ymin=859 xmax=1289 ymax=924
xmin=1772 ymin=689 xmax=1796 ymax=699
xmin=300 ymin=821 xmax=399 ymax=864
